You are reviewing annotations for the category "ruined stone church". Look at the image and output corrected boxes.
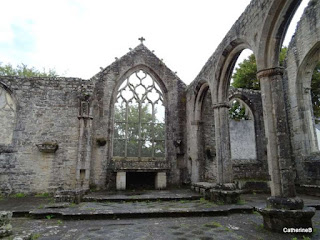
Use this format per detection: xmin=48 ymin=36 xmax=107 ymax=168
xmin=0 ymin=0 xmax=320 ymax=215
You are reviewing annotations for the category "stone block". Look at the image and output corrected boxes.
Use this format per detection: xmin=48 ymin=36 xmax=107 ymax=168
xmin=258 ymin=207 xmax=316 ymax=233
xmin=209 ymin=189 xmax=241 ymax=204
xmin=54 ymin=189 xmax=86 ymax=204
xmin=0 ymin=211 xmax=12 ymax=238
xmin=116 ymin=172 xmax=126 ymax=190
xmin=155 ymin=172 xmax=167 ymax=189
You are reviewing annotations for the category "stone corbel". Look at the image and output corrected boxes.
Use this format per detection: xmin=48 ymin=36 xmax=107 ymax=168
xmin=36 ymin=142 xmax=59 ymax=153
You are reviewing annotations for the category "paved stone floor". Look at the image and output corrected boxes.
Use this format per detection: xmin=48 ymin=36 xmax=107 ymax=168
xmin=6 ymin=212 xmax=320 ymax=240
xmin=1 ymin=192 xmax=319 ymax=239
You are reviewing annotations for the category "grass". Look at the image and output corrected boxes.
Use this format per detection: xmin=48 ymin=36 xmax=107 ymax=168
xmin=45 ymin=214 xmax=54 ymax=219
xmin=236 ymin=199 xmax=246 ymax=205
xmin=30 ymin=233 xmax=41 ymax=240
xmin=204 ymin=221 xmax=222 ymax=228
xmin=255 ymin=223 xmax=265 ymax=231
xmin=35 ymin=192 xmax=50 ymax=197
xmin=11 ymin=193 xmax=26 ymax=198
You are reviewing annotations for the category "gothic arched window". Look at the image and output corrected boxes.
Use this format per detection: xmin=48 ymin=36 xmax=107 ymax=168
xmin=0 ymin=85 xmax=16 ymax=145
xmin=113 ymin=70 xmax=165 ymax=159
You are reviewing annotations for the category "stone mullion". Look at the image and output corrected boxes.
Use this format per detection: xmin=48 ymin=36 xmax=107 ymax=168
xmin=138 ymin=101 xmax=142 ymax=158
xmin=151 ymin=103 xmax=155 ymax=158
xmin=257 ymin=67 xmax=296 ymax=198
xmin=125 ymin=101 xmax=128 ymax=158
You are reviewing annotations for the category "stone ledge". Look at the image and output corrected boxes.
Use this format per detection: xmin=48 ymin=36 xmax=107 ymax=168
xmin=296 ymin=184 xmax=320 ymax=197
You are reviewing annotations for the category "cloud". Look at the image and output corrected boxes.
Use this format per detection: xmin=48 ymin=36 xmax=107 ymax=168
xmin=0 ymin=0 xmax=308 ymax=83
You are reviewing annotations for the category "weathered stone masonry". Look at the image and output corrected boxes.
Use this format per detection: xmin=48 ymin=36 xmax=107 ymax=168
xmin=0 ymin=77 xmax=93 ymax=194
xmin=0 ymin=2 xmax=319 ymax=230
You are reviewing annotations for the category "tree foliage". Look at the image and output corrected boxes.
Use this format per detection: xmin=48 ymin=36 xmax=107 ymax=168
xmin=114 ymin=103 xmax=165 ymax=158
xmin=231 ymin=47 xmax=320 ymax=119
xmin=229 ymin=100 xmax=249 ymax=120
xmin=231 ymin=54 xmax=259 ymax=90
xmin=0 ymin=62 xmax=58 ymax=77
xmin=231 ymin=47 xmax=288 ymax=90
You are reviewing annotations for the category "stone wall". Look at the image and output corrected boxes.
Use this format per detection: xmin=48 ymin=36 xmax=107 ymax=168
xmin=1 ymin=0 xmax=320 ymax=194
xmin=200 ymin=91 xmax=217 ymax=182
xmin=0 ymin=77 xmax=91 ymax=194
xmin=0 ymin=85 xmax=16 ymax=145
xmin=230 ymin=119 xmax=256 ymax=161
xmin=89 ymin=44 xmax=187 ymax=190
xmin=284 ymin=0 xmax=320 ymax=184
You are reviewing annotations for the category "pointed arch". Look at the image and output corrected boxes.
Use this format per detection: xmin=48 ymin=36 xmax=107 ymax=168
xmin=111 ymin=65 xmax=167 ymax=159
xmin=214 ymin=39 xmax=254 ymax=104
xmin=257 ymin=0 xmax=302 ymax=69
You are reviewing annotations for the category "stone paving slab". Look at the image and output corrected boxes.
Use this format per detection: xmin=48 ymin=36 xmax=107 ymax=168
xmin=0 ymin=192 xmax=319 ymax=220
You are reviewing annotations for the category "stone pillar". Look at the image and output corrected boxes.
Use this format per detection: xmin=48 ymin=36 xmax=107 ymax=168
xmin=155 ymin=172 xmax=167 ymax=189
xmin=116 ymin=172 xmax=126 ymax=190
xmin=213 ymin=102 xmax=233 ymax=184
xmin=257 ymin=68 xmax=295 ymax=198
xmin=76 ymin=97 xmax=93 ymax=191
xmin=257 ymin=67 xmax=315 ymax=232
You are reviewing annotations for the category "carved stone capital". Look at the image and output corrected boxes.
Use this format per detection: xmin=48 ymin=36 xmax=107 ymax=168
xmin=212 ymin=102 xmax=230 ymax=109
xmin=257 ymin=67 xmax=284 ymax=79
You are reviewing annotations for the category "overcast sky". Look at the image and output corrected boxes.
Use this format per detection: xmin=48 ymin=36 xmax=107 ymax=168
xmin=0 ymin=0 xmax=309 ymax=84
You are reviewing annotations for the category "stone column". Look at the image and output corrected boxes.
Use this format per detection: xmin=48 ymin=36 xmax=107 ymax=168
xmin=257 ymin=68 xmax=295 ymax=198
xmin=257 ymin=67 xmax=315 ymax=232
xmin=213 ymin=102 xmax=233 ymax=184
xmin=76 ymin=95 xmax=93 ymax=191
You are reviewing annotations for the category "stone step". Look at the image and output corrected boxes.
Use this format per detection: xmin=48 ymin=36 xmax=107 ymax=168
xmin=82 ymin=190 xmax=202 ymax=202
xmin=29 ymin=205 xmax=254 ymax=220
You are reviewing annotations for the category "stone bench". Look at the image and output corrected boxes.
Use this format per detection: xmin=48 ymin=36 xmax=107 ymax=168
xmin=191 ymin=182 xmax=217 ymax=198
xmin=191 ymin=182 xmax=243 ymax=204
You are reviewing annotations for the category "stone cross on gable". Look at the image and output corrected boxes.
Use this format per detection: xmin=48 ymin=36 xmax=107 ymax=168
xmin=138 ymin=37 xmax=145 ymax=44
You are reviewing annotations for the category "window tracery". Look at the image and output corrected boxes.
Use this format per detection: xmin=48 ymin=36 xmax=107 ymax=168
xmin=113 ymin=70 xmax=165 ymax=158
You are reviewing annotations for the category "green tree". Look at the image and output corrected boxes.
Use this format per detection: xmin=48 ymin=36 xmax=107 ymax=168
xmin=231 ymin=47 xmax=288 ymax=90
xmin=229 ymin=100 xmax=248 ymax=120
xmin=232 ymin=54 xmax=259 ymax=90
xmin=114 ymin=103 xmax=165 ymax=158
xmin=0 ymin=62 xmax=58 ymax=77
xmin=231 ymin=48 xmax=320 ymax=119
